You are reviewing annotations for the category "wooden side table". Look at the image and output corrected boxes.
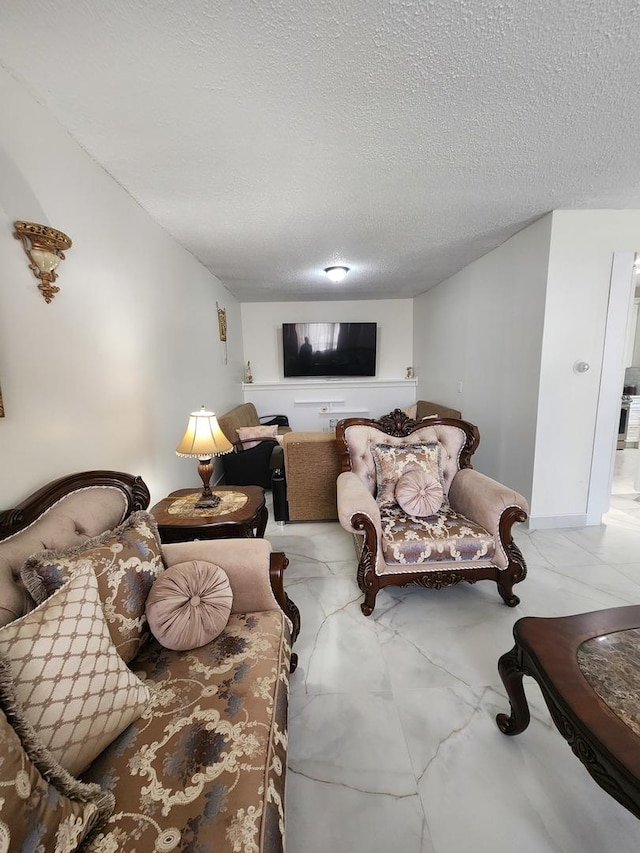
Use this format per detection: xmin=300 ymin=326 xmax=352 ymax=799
xmin=149 ymin=486 xmax=268 ymax=544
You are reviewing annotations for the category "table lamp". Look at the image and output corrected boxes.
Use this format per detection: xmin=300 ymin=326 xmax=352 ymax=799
xmin=175 ymin=407 xmax=233 ymax=508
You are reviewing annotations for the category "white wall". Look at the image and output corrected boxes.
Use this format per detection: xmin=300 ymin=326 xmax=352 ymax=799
xmin=242 ymin=378 xmax=417 ymax=431
xmin=0 ymin=69 xmax=243 ymax=507
xmin=241 ymin=299 xmax=413 ymax=382
xmin=413 ymin=216 xmax=551 ymax=504
xmin=531 ymin=210 xmax=640 ymax=526
xmin=240 ymin=300 xmax=414 ymax=427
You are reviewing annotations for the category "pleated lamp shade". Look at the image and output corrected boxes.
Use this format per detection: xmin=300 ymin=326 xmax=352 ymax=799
xmin=176 ymin=408 xmax=233 ymax=459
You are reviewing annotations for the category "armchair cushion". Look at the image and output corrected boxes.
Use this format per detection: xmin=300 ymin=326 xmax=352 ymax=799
xmin=379 ymin=504 xmax=494 ymax=565
xmin=371 ymin=442 xmax=443 ymax=506
xmin=395 ymin=469 xmax=444 ymax=517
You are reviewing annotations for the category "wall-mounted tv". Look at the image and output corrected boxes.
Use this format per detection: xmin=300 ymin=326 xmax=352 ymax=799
xmin=282 ymin=322 xmax=377 ymax=378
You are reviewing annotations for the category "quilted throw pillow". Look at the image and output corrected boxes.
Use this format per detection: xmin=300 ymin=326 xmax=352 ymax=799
xmin=236 ymin=424 xmax=279 ymax=450
xmin=0 ymin=564 xmax=151 ymax=776
xmin=395 ymin=469 xmax=444 ymax=517
xmin=371 ymin=442 xmax=443 ymax=507
xmin=21 ymin=510 xmax=165 ymax=663
xmin=0 ymin=656 xmax=114 ymax=852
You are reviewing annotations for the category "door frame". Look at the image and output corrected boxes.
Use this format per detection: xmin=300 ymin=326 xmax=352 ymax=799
xmin=586 ymin=252 xmax=636 ymax=524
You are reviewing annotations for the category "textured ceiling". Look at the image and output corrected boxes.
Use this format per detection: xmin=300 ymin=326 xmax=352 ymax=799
xmin=1 ymin=0 xmax=640 ymax=302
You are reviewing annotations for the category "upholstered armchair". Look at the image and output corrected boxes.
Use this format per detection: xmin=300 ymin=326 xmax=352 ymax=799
xmin=218 ymin=403 xmax=291 ymax=490
xmin=336 ymin=410 xmax=529 ymax=616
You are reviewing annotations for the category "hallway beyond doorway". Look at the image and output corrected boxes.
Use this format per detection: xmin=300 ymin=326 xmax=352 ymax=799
xmin=608 ymin=447 xmax=640 ymax=526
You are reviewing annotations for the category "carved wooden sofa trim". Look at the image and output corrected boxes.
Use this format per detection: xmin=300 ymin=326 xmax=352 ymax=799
xmin=336 ymin=410 xmax=528 ymax=616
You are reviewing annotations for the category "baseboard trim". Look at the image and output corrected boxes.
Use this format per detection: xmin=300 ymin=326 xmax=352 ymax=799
xmin=527 ymin=514 xmax=589 ymax=530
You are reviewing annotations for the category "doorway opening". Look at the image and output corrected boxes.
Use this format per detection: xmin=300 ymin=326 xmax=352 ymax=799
xmin=607 ymin=254 xmax=640 ymax=524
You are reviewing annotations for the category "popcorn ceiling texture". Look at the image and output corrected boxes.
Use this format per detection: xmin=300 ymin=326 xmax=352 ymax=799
xmin=1 ymin=0 xmax=639 ymax=301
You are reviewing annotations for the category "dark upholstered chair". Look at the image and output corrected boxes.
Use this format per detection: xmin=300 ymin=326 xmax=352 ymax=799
xmin=218 ymin=403 xmax=291 ymax=490
xmin=336 ymin=410 xmax=529 ymax=615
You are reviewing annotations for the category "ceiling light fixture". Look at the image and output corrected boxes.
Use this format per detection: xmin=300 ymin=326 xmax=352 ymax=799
xmin=324 ymin=266 xmax=350 ymax=283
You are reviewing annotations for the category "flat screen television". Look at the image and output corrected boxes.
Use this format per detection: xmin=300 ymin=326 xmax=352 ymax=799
xmin=282 ymin=322 xmax=377 ymax=378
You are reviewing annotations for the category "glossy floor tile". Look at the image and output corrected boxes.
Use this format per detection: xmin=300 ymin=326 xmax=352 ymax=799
xmin=266 ymin=488 xmax=640 ymax=853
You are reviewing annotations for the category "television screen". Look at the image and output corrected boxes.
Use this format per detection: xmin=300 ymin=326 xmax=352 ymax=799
xmin=282 ymin=322 xmax=377 ymax=377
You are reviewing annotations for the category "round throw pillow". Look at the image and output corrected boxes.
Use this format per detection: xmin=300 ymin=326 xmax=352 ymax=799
xmin=145 ymin=561 xmax=233 ymax=651
xmin=395 ymin=469 xmax=444 ymax=517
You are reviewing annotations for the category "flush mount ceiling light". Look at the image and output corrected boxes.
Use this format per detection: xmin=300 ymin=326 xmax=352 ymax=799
xmin=324 ymin=266 xmax=350 ymax=283
xmin=14 ymin=221 xmax=72 ymax=303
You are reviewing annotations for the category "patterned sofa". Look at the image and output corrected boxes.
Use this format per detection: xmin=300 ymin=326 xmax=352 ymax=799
xmin=0 ymin=471 xmax=298 ymax=852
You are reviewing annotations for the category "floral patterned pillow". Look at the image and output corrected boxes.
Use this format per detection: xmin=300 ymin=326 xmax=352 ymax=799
xmin=0 ymin=655 xmax=114 ymax=851
xmin=371 ymin=442 xmax=443 ymax=507
xmin=21 ymin=511 xmax=165 ymax=663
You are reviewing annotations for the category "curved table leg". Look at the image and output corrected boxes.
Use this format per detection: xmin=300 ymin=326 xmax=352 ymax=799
xmin=496 ymin=644 xmax=531 ymax=735
xmin=255 ymin=504 xmax=268 ymax=538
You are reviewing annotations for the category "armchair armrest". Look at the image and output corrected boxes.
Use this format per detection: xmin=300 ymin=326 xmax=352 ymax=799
xmin=260 ymin=414 xmax=290 ymax=427
xmin=162 ymin=538 xmax=280 ymax=614
xmin=337 ymin=472 xmax=381 ymax=534
xmin=448 ymin=469 xmax=528 ymax=568
xmin=337 ymin=472 xmax=385 ymax=590
xmin=236 ymin=438 xmax=279 ymax=449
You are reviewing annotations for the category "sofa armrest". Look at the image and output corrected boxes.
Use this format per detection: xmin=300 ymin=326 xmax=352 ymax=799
xmin=337 ymin=472 xmax=381 ymax=534
xmin=162 ymin=539 xmax=281 ymax=614
xmin=448 ymin=469 xmax=528 ymax=568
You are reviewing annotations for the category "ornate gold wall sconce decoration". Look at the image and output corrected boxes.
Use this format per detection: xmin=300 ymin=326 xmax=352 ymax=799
xmin=13 ymin=221 xmax=72 ymax=303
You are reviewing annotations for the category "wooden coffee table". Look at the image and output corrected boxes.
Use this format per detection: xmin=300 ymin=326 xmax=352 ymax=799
xmin=150 ymin=486 xmax=268 ymax=544
xmin=497 ymin=606 xmax=640 ymax=819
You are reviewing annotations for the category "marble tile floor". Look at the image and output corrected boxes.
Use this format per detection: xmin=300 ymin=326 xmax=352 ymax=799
xmin=264 ymin=500 xmax=640 ymax=853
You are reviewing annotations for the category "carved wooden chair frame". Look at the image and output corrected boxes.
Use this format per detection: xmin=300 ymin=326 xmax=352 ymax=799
xmin=336 ymin=409 xmax=527 ymax=615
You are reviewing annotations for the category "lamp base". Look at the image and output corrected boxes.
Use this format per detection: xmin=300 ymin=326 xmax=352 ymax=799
xmin=194 ymin=492 xmax=221 ymax=510
xmin=194 ymin=458 xmax=220 ymax=509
